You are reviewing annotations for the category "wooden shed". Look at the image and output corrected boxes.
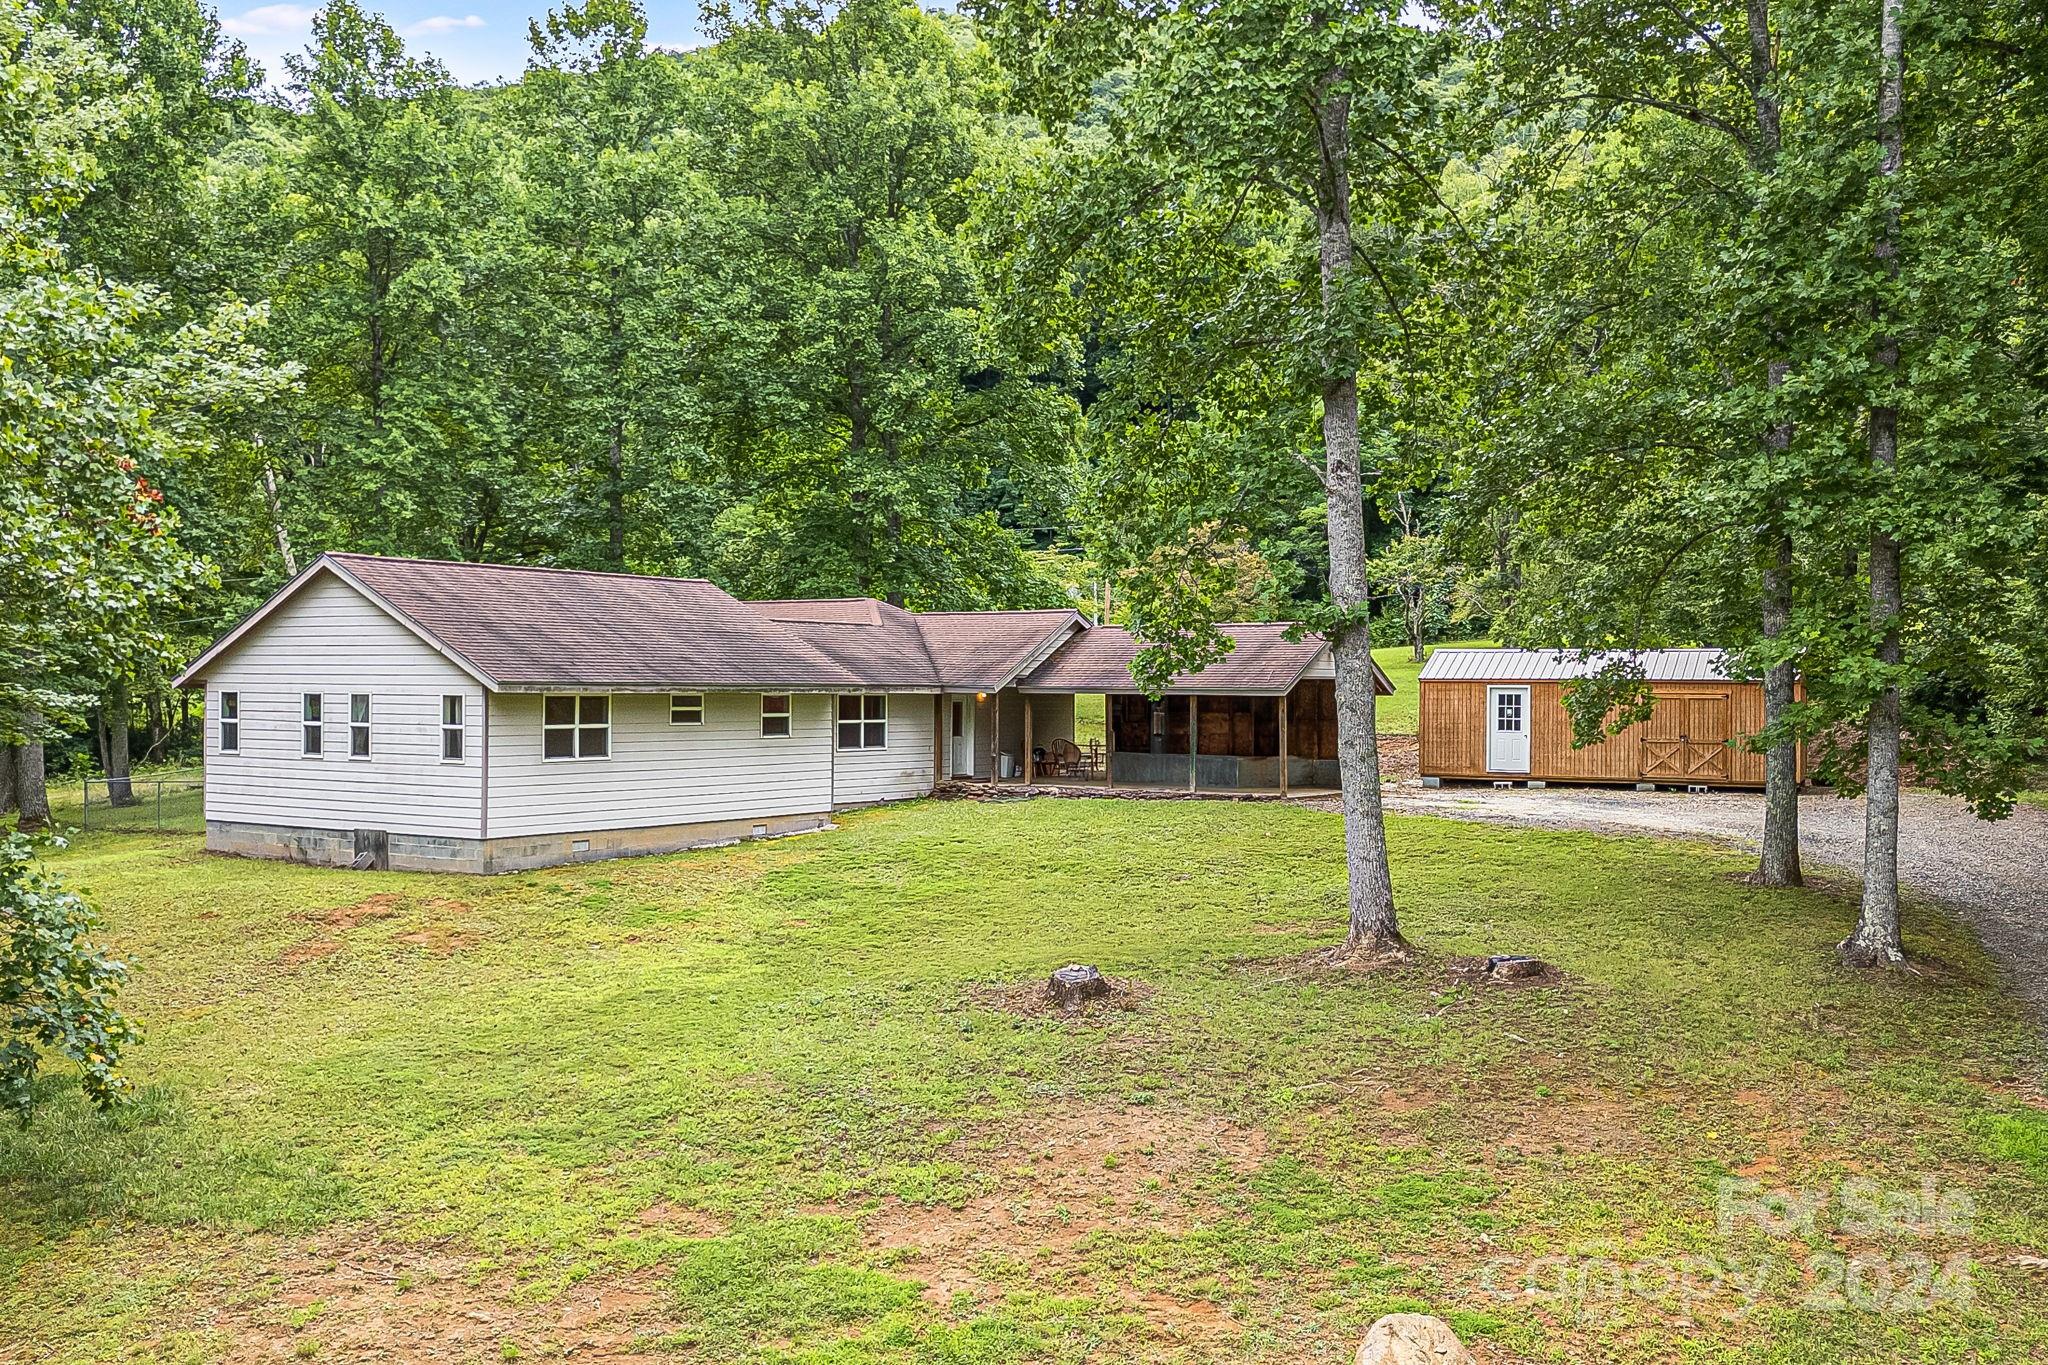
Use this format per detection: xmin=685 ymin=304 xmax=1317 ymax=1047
xmin=1417 ymin=647 xmax=1802 ymax=790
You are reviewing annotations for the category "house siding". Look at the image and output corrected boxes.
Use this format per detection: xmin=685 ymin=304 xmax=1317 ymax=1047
xmin=199 ymin=572 xmax=486 ymax=842
xmin=484 ymin=690 xmax=835 ymax=838
xmin=829 ymin=692 xmax=937 ymax=807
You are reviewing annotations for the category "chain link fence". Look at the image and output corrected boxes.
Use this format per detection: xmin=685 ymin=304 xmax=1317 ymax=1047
xmin=72 ymin=774 xmax=205 ymax=833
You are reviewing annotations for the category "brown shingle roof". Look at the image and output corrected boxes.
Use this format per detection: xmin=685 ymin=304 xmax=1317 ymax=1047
xmin=753 ymin=598 xmax=942 ymax=689
xmin=1020 ymin=623 xmax=1394 ymax=696
xmin=329 ymin=554 xmax=862 ymax=690
xmin=912 ymin=610 xmax=1085 ymax=691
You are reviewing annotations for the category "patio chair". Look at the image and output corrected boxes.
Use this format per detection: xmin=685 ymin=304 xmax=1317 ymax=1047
xmin=1046 ymin=737 xmax=1085 ymax=779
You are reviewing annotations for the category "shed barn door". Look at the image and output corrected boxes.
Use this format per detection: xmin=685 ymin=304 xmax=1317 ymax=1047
xmin=1641 ymin=692 xmax=1731 ymax=781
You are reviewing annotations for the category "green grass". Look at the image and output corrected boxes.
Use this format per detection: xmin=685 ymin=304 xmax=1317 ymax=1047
xmin=1372 ymin=638 xmax=1492 ymax=734
xmin=2 ymin=801 xmax=2043 ymax=1363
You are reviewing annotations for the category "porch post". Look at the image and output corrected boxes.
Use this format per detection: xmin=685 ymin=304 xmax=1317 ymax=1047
xmin=1104 ymin=694 xmax=1115 ymax=790
xmin=990 ymin=691 xmax=999 ymax=782
xmin=1188 ymin=695 xmax=1199 ymax=792
xmin=934 ymin=695 xmax=944 ymax=786
xmin=1022 ymin=694 xmax=1035 ymax=786
xmin=1278 ymin=691 xmax=1290 ymax=798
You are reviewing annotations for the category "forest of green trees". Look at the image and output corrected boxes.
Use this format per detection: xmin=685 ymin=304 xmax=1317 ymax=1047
xmin=5 ymin=0 xmax=2047 ymax=968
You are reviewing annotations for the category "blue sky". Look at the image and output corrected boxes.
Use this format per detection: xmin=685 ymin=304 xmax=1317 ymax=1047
xmin=219 ymin=0 xmax=710 ymax=85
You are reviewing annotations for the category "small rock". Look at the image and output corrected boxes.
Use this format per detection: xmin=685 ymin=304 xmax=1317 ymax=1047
xmin=1046 ymin=963 xmax=1110 ymax=1009
xmin=1355 ymin=1313 xmax=1475 ymax=1365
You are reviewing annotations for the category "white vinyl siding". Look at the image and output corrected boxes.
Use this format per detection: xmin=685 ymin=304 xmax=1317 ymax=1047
xmin=486 ymin=691 xmax=834 ymax=838
xmin=200 ymin=571 xmax=484 ymax=838
xmin=833 ymin=692 xmax=936 ymax=807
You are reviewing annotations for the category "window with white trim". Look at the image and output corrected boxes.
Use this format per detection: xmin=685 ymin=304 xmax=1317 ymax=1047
xmin=543 ymin=694 xmax=609 ymax=759
xmin=760 ymin=694 xmax=792 ymax=738
xmin=441 ymin=695 xmax=464 ymax=761
xmin=836 ymin=694 xmax=886 ymax=749
xmin=349 ymin=693 xmax=372 ymax=757
xmin=218 ymin=692 xmax=240 ymax=753
xmin=301 ymin=692 xmax=323 ymax=756
xmin=670 ymin=693 xmax=704 ymax=725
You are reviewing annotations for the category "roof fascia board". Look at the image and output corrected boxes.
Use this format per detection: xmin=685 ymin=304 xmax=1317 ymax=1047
xmin=993 ymin=613 xmax=1086 ymax=690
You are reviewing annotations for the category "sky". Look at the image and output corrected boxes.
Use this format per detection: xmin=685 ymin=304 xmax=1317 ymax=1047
xmin=218 ymin=0 xmax=710 ymax=85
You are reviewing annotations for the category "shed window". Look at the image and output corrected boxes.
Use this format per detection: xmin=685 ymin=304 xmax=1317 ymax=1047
xmin=218 ymin=692 xmax=240 ymax=754
xmin=441 ymin=695 xmax=464 ymax=761
xmin=837 ymin=695 xmax=887 ymax=750
xmin=543 ymin=694 xmax=610 ymax=759
xmin=670 ymin=694 xmax=704 ymax=726
xmin=349 ymin=693 xmax=372 ymax=757
xmin=301 ymin=692 xmax=323 ymax=756
xmin=761 ymin=694 xmax=792 ymax=738
xmin=1495 ymin=691 xmax=1523 ymax=732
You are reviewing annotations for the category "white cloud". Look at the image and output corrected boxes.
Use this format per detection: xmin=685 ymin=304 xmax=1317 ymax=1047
xmin=401 ymin=13 xmax=487 ymax=36
xmin=221 ymin=2 xmax=319 ymax=37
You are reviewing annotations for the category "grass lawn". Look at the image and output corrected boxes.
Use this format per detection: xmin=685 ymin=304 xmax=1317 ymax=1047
xmin=3 ymin=800 xmax=2044 ymax=1363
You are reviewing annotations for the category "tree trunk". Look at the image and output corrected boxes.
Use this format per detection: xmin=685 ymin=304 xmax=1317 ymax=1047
xmin=0 ymin=743 xmax=16 ymax=815
xmin=1758 ymin=525 xmax=1803 ymax=885
xmin=260 ymin=455 xmax=298 ymax=576
xmin=1313 ymin=72 xmax=1404 ymax=957
xmin=1748 ymin=0 xmax=1802 ymax=889
xmin=14 ymin=721 xmax=49 ymax=831
xmin=106 ymin=678 xmax=135 ymax=806
xmin=1841 ymin=0 xmax=1906 ymax=970
xmin=1405 ymin=588 xmax=1425 ymax=664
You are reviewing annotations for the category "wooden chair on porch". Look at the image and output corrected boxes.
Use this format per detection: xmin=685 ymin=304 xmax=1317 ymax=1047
xmin=1042 ymin=737 xmax=1085 ymax=779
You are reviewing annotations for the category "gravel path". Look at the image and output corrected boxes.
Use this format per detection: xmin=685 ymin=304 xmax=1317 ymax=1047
xmin=1342 ymin=784 xmax=2048 ymax=1017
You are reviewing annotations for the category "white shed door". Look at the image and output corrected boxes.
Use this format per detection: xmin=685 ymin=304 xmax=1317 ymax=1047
xmin=1486 ymin=686 xmax=1531 ymax=773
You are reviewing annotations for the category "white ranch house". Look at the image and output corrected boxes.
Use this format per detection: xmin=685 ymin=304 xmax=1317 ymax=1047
xmin=176 ymin=554 xmax=1390 ymax=872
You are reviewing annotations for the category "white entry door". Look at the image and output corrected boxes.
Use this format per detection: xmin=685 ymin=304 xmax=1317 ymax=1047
xmin=950 ymin=698 xmax=976 ymax=776
xmin=1486 ymin=686 xmax=1531 ymax=774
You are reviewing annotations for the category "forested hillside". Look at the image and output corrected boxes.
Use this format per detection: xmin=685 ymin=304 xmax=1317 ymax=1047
xmin=6 ymin=0 xmax=2047 ymax=958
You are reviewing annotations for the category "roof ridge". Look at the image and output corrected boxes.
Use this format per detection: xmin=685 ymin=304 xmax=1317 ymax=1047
xmin=325 ymin=551 xmax=717 ymax=588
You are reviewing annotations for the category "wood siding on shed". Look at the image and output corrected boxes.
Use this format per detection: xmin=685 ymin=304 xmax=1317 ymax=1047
xmin=200 ymin=572 xmax=486 ymax=837
xmin=485 ymin=691 xmax=834 ymax=838
xmin=830 ymin=694 xmax=938 ymax=807
xmin=1419 ymin=679 xmax=1790 ymax=787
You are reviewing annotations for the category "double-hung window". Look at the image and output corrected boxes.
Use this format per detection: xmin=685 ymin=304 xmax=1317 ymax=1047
xmin=218 ymin=692 xmax=240 ymax=753
xmin=760 ymin=694 xmax=792 ymax=738
xmin=301 ymin=693 xmax=323 ymax=756
xmin=349 ymin=693 xmax=372 ymax=757
xmin=670 ymin=694 xmax=704 ymax=726
xmin=836 ymin=695 xmax=887 ymax=750
xmin=543 ymin=694 xmax=610 ymax=759
xmin=441 ymin=695 xmax=465 ymax=761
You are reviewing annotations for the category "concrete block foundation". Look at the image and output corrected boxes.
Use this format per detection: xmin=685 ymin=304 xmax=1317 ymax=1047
xmin=206 ymin=811 xmax=834 ymax=874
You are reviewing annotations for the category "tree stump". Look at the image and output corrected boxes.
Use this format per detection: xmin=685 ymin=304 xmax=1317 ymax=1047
xmin=1485 ymin=955 xmax=1546 ymax=980
xmin=1047 ymin=964 xmax=1110 ymax=1009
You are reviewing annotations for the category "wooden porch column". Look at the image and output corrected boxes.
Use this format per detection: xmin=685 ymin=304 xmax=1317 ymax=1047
xmin=989 ymin=692 xmax=999 ymax=782
xmin=934 ymin=695 xmax=945 ymax=786
xmin=1104 ymin=694 xmax=1115 ymax=790
xmin=1022 ymin=694 xmax=1034 ymax=786
xmin=1187 ymin=695 xmax=1199 ymax=792
xmin=1278 ymin=692 xmax=1289 ymax=798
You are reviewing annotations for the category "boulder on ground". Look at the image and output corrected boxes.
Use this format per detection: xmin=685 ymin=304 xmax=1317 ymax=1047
xmin=1355 ymin=1313 xmax=1475 ymax=1365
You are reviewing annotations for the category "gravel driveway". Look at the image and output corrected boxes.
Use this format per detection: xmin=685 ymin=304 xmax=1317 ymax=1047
xmin=1349 ymin=784 xmax=2048 ymax=1017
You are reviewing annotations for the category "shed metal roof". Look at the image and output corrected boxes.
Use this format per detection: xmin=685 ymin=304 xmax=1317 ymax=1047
xmin=1418 ymin=647 xmax=1738 ymax=683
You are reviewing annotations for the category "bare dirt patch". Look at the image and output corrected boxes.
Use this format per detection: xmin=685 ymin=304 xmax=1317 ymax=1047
xmin=396 ymin=925 xmax=482 ymax=954
xmin=156 ymin=1229 xmax=685 ymax=1364
xmin=302 ymin=893 xmax=403 ymax=929
xmin=969 ymin=973 xmax=1155 ymax=1020
xmin=634 ymin=1202 xmax=729 ymax=1235
xmin=845 ymin=1104 xmax=1265 ymax=1323
xmin=278 ymin=937 xmax=342 ymax=966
